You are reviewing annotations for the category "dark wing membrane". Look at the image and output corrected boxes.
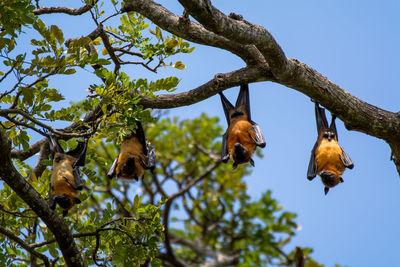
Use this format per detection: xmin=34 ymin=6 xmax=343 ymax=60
xmin=69 ymin=138 xmax=89 ymax=167
xmin=307 ymin=142 xmax=318 ymax=180
xmin=250 ymin=123 xmax=266 ymax=148
xmin=47 ymin=133 xmax=64 ymax=158
xmin=135 ymin=121 xmax=148 ymax=155
xmin=72 ymin=167 xmax=84 ymax=190
xmin=329 ymin=115 xmax=338 ymax=141
xmin=107 ymin=156 xmax=119 ymax=179
xmin=315 ymin=103 xmax=329 ymax=134
xmin=219 ymin=92 xmax=234 ymax=125
xmin=235 ymin=84 xmax=251 ymax=121
xmin=340 ymin=149 xmax=354 ymax=169
xmin=145 ymin=143 xmax=156 ymax=170
xmin=221 ymin=131 xmax=230 ymax=162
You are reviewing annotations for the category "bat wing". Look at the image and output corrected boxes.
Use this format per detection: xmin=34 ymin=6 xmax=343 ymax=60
xmin=221 ymin=131 xmax=230 ymax=162
xmin=307 ymin=142 xmax=318 ymax=180
xmin=72 ymin=167 xmax=84 ymax=191
xmin=69 ymin=138 xmax=88 ymax=168
xmin=340 ymin=149 xmax=354 ymax=169
xmin=250 ymin=122 xmax=266 ymax=148
xmin=315 ymin=103 xmax=329 ymax=134
xmin=235 ymin=84 xmax=251 ymax=121
xmin=47 ymin=133 xmax=64 ymax=158
xmin=49 ymin=184 xmax=56 ymax=209
xmin=135 ymin=121 xmax=149 ymax=155
xmin=329 ymin=115 xmax=339 ymax=141
xmin=219 ymin=92 xmax=234 ymax=125
xmin=144 ymin=142 xmax=156 ymax=170
xmin=107 ymin=156 xmax=119 ymax=179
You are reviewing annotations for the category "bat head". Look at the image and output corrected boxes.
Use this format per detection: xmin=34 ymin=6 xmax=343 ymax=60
xmin=232 ymin=143 xmax=251 ymax=164
xmin=54 ymin=194 xmax=81 ymax=211
xmin=322 ymin=130 xmax=336 ymax=141
xmin=118 ymin=156 xmax=138 ymax=179
xmin=319 ymin=171 xmax=340 ymax=189
xmin=53 ymin=152 xmax=77 ymax=167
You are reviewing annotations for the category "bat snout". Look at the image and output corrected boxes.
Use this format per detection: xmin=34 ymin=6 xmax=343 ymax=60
xmin=319 ymin=171 xmax=340 ymax=188
xmin=54 ymin=195 xmax=72 ymax=210
xmin=232 ymin=143 xmax=251 ymax=164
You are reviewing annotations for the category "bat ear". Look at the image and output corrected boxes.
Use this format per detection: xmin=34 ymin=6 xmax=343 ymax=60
xmin=340 ymin=177 xmax=344 ymax=183
xmin=324 ymin=187 xmax=329 ymax=195
xmin=75 ymin=198 xmax=81 ymax=204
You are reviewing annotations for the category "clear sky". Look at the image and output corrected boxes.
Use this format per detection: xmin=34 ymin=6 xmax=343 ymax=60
xmin=15 ymin=0 xmax=400 ymax=266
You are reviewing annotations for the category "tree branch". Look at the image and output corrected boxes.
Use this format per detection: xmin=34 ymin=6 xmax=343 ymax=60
xmin=139 ymin=66 xmax=274 ymax=109
xmin=0 ymin=130 xmax=85 ymax=267
xmin=122 ymin=0 xmax=265 ymax=66
xmin=0 ymin=226 xmax=50 ymax=267
xmin=176 ymin=0 xmax=287 ymax=77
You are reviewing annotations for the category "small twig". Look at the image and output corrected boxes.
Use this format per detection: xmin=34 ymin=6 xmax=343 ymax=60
xmin=10 ymin=68 xmax=59 ymax=109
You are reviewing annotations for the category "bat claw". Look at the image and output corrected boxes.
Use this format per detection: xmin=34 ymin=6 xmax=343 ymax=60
xmin=232 ymin=163 xmax=238 ymax=170
xmin=249 ymin=158 xmax=255 ymax=167
xmin=324 ymin=187 xmax=329 ymax=195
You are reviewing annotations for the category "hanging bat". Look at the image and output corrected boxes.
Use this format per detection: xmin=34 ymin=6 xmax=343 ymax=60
xmin=307 ymin=102 xmax=354 ymax=195
xmin=47 ymin=133 xmax=88 ymax=216
xmin=107 ymin=121 xmax=156 ymax=180
xmin=219 ymin=84 xmax=266 ymax=169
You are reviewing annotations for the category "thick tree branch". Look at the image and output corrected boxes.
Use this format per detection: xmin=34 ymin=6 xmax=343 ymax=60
xmin=29 ymin=142 xmax=50 ymax=180
xmin=176 ymin=0 xmax=287 ymax=77
xmin=139 ymin=66 xmax=274 ymax=109
xmin=0 ymin=130 xmax=85 ymax=267
xmin=0 ymin=226 xmax=50 ymax=267
xmin=122 ymin=0 xmax=265 ymax=66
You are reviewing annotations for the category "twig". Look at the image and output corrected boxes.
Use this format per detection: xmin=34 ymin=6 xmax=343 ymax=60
xmin=0 ymin=226 xmax=50 ymax=267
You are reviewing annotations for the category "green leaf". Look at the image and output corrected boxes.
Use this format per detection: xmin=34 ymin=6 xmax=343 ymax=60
xmin=173 ymin=61 xmax=185 ymax=70
xmin=50 ymin=25 xmax=64 ymax=45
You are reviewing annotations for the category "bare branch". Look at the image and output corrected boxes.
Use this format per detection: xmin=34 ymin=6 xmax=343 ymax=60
xmin=176 ymin=0 xmax=287 ymax=77
xmin=33 ymin=1 xmax=97 ymax=16
xmin=122 ymin=0 xmax=265 ymax=66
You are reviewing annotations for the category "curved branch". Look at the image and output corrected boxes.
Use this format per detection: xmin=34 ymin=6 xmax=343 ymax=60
xmin=139 ymin=66 xmax=274 ymax=109
xmin=0 ymin=130 xmax=85 ymax=267
xmin=33 ymin=1 xmax=97 ymax=16
xmin=176 ymin=0 xmax=287 ymax=77
xmin=122 ymin=0 xmax=265 ymax=66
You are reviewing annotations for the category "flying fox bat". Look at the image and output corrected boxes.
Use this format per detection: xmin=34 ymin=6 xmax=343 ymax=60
xmin=219 ymin=84 xmax=266 ymax=169
xmin=107 ymin=121 xmax=156 ymax=180
xmin=307 ymin=102 xmax=354 ymax=195
xmin=47 ymin=133 xmax=88 ymax=216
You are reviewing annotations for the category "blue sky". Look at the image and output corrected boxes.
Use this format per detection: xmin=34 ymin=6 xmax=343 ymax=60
xmin=9 ymin=0 xmax=400 ymax=266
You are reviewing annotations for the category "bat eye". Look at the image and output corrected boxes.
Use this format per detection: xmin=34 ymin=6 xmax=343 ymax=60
xmin=55 ymin=156 xmax=63 ymax=162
